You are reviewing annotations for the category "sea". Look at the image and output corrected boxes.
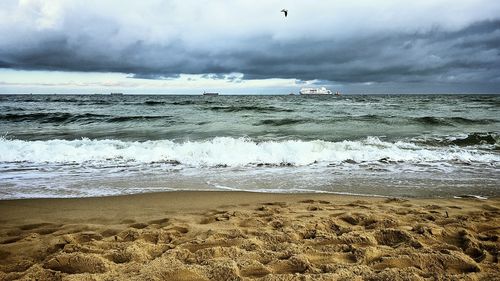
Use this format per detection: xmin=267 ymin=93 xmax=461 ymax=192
xmin=0 ymin=94 xmax=498 ymax=199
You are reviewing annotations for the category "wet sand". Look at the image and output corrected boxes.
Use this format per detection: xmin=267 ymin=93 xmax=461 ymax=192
xmin=0 ymin=191 xmax=499 ymax=280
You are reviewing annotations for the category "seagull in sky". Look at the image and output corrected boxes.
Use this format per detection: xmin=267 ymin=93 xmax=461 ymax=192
xmin=281 ymin=9 xmax=288 ymax=17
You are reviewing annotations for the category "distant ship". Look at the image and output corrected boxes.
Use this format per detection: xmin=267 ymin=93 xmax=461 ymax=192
xmin=203 ymin=91 xmax=219 ymax=96
xmin=299 ymin=87 xmax=333 ymax=95
xmin=110 ymin=92 xmax=123 ymax=96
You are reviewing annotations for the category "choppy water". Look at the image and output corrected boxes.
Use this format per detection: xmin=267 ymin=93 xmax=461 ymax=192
xmin=0 ymin=94 xmax=498 ymax=199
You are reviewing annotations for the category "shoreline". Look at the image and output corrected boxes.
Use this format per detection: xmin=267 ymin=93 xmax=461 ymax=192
xmin=0 ymin=191 xmax=388 ymax=223
xmin=1 ymin=189 xmax=494 ymax=202
xmin=2 ymin=190 xmax=495 ymax=220
xmin=1 ymin=191 xmax=499 ymax=280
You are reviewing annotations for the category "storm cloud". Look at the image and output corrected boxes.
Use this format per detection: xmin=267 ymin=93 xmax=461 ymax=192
xmin=1 ymin=0 xmax=500 ymax=90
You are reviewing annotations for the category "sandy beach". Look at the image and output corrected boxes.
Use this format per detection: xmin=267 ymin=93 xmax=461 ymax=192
xmin=1 ymin=0 xmax=499 ymax=280
xmin=0 ymin=192 xmax=499 ymax=280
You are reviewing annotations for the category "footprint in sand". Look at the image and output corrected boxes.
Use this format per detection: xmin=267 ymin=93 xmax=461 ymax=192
xmin=339 ymin=213 xmax=366 ymax=225
xmin=129 ymin=222 xmax=148 ymax=229
xmin=18 ymin=223 xmax=55 ymax=231
xmin=371 ymin=252 xmax=480 ymax=274
xmin=148 ymin=217 xmax=170 ymax=226
xmin=100 ymin=228 xmax=120 ymax=237
xmin=16 ymin=223 xmax=62 ymax=236
xmin=239 ymin=260 xmax=271 ymax=278
xmin=44 ymin=253 xmax=109 ymax=274
xmin=0 ymin=249 xmax=11 ymax=260
xmin=117 ymin=229 xmax=141 ymax=242
xmin=307 ymin=205 xmax=322 ymax=211
xmin=200 ymin=211 xmax=234 ymax=224
xmin=71 ymin=231 xmax=104 ymax=243
xmin=0 ymin=236 xmax=23 ymax=244
xmin=263 ymin=202 xmax=288 ymax=208
xmin=374 ymin=229 xmax=413 ymax=247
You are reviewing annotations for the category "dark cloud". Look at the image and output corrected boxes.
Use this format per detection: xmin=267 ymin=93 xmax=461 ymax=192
xmin=0 ymin=0 xmax=499 ymax=93
xmin=240 ymin=20 xmax=500 ymax=84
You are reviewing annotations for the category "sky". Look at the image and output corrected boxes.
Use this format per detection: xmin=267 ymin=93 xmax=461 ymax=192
xmin=0 ymin=0 xmax=499 ymax=94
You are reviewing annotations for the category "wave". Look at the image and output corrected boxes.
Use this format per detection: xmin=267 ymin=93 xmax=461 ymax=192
xmin=413 ymin=116 xmax=496 ymax=126
xmin=350 ymin=115 xmax=391 ymax=124
xmin=106 ymin=115 xmax=172 ymax=122
xmin=450 ymin=132 xmax=498 ymax=146
xmin=343 ymin=115 xmax=497 ymax=126
xmin=138 ymin=100 xmax=214 ymax=106
xmin=414 ymin=132 xmax=499 ymax=148
xmin=448 ymin=117 xmax=497 ymax=124
xmin=0 ymin=112 xmax=108 ymax=123
xmin=0 ymin=137 xmax=497 ymax=167
xmin=171 ymin=100 xmax=197 ymax=105
xmin=1 ymin=106 xmax=26 ymax=112
xmin=5 ymin=97 xmax=113 ymax=105
xmin=209 ymin=105 xmax=293 ymax=113
xmin=90 ymin=100 xmax=113 ymax=105
xmin=348 ymin=115 xmax=497 ymax=126
xmin=143 ymin=100 xmax=167 ymax=105
xmin=0 ymin=112 xmax=178 ymax=124
xmin=43 ymin=98 xmax=79 ymax=103
xmin=255 ymin=118 xmax=311 ymax=126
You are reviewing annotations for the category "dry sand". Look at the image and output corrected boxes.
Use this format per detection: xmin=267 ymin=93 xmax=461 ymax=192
xmin=0 ymin=191 xmax=499 ymax=280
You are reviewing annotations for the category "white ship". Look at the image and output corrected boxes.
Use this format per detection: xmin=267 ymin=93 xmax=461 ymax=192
xmin=299 ymin=87 xmax=333 ymax=95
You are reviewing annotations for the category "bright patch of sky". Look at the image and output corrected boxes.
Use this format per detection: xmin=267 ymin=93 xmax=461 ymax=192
xmin=0 ymin=69 xmax=310 ymax=94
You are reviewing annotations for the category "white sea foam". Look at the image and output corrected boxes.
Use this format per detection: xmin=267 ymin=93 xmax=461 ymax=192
xmin=0 ymin=137 xmax=498 ymax=167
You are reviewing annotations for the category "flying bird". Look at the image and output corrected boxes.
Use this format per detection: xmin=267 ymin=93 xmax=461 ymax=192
xmin=281 ymin=9 xmax=288 ymax=17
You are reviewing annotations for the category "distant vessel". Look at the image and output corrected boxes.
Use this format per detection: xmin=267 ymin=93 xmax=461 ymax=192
xmin=203 ymin=91 xmax=219 ymax=96
xmin=110 ymin=92 xmax=123 ymax=96
xmin=299 ymin=87 xmax=332 ymax=95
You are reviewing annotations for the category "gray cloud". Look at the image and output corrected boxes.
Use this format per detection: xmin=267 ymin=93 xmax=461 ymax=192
xmin=0 ymin=0 xmax=500 ymax=92
xmin=242 ymin=20 xmax=500 ymax=83
xmin=129 ymin=73 xmax=181 ymax=80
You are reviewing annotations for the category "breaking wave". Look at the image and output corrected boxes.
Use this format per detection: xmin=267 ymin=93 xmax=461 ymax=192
xmin=413 ymin=132 xmax=499 ymax=148
xmin=449 ymin=132 xmax=498 ymax=146
xmin=0 ymin=137 xmax=497 ymax=167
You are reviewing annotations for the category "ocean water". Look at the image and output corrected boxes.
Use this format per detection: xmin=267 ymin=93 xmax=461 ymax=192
xmin=0 ymin=94 xmax=498 ymax=199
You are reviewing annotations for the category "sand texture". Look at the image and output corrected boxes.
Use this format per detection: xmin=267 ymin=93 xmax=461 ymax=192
xmin=0 ymin=192 xmax=499 ymax=280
